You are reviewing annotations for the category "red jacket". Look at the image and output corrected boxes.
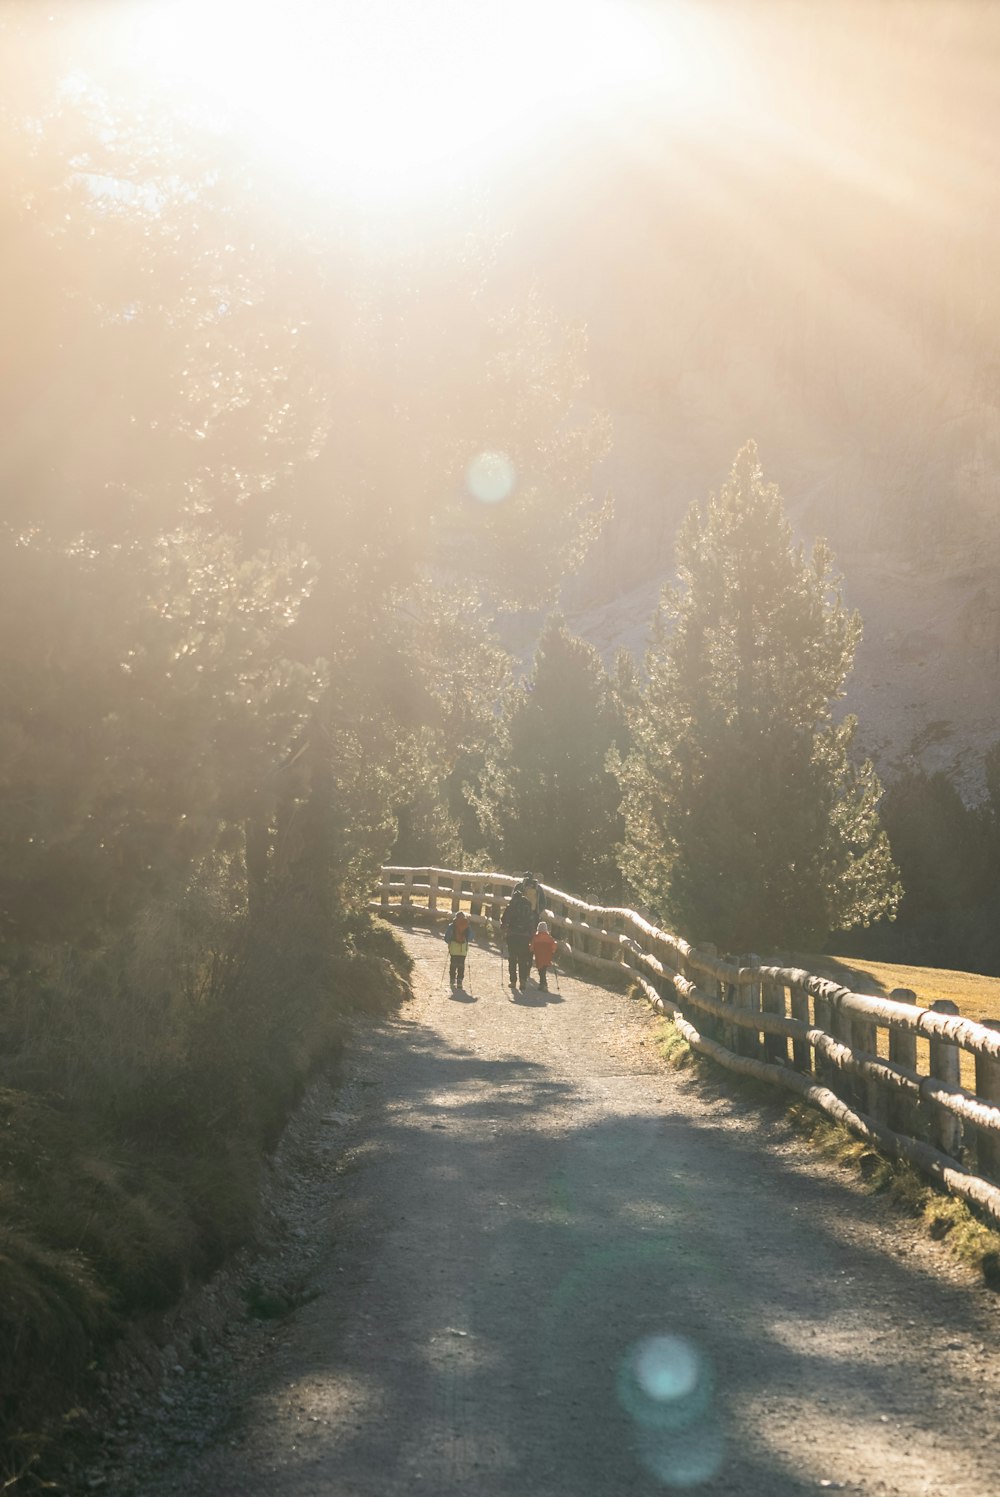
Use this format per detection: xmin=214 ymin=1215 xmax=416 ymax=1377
xmin=529 ymin=930 xmax=557 ymax=969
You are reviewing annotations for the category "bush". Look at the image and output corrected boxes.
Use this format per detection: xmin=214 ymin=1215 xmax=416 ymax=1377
xmin=0 ymin=901 xmax=412 ymax=1475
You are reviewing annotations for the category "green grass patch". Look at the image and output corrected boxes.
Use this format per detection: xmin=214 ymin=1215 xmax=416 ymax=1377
xmin=653 ymin=1015 xmax=695 ymax=1069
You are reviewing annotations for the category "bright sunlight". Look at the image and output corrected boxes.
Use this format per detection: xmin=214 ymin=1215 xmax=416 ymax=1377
xmin=112 ymin=0 xmax=731 ymax=206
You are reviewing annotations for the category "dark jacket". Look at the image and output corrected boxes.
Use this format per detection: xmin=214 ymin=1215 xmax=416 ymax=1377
xmin=501 ymin=891 xmax=536 ymax=940
xmin=513 ymin=876 xmax=540 ymax=912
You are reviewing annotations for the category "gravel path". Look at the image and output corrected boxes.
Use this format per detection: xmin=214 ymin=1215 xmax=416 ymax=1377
xmin=95 ymin=926 xmax=1000 ymax=1496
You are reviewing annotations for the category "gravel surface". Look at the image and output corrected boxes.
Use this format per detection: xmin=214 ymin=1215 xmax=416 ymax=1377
xmin=86 ymin=926 xmax=1000 ymax=1496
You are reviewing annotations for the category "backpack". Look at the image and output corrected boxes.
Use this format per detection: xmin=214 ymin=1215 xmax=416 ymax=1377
xmin=503 ymin=892 xmax=535 ymax=937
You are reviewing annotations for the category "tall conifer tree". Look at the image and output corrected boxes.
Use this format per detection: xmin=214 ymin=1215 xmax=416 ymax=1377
xmin=476 ymin=615 xmax=627 ymax=898
xmin=620 ymin=442 xmax=899 ymax=951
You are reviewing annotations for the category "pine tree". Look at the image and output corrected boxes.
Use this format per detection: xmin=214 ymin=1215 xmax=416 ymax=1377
xmin=620 ymin=442 xmax=900 ymax=952
xmin=476 ymin=615 xmax=627 ymax=898
xmin=843 ymin=766 xmax=997 ymax=973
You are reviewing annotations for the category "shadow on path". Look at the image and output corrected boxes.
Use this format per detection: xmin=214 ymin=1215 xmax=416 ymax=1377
xmin=131 ymin=930 xmax=1000 ymax=1497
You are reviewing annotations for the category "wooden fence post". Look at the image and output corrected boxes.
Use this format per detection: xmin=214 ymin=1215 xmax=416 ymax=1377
xmin=401 ymin=870 xmax=414 ymax=911
xmin=742 ymin=955 xmax=762 ymax=1059
xmin=813 ymin=988 xmax=835 ymax=1089
xmin=851 ymin=1009 xmax=882 ymax=1122
xmin=831 ymin=993 xmax=857 ymax=1109
xmin=762 ymin=976 xmax=788 ymax=1065
xmin=427 ymin=870 xmax=439 ymax=914
xmin=694 ymin=945 xmax=718 ymax=1042
xmin=888 ymin=989 xmax=919 ymax=1137
xmin=975 ymin=1019 xmax=1000 ymax=1182
xmin=789 ymin=983 xmax=811 ymax=1075
xmin=715 ymin=951 xmax=737 ymax=1051
xmin=380 ymin=867 xmax=391 ymax=912
xmin=928 ymin=999 xmax=962 ymax=1159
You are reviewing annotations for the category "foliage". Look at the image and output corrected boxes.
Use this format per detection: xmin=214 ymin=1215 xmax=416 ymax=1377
xmin=474 ymin=614 xmax=630 ymax=898
xmin=619 ymin=441 xmax=900 ymax=951
xmin=381 ymin=583 xmax=513 ymax=870
xmin=0 ymin=526 xmax=320 ymax=956
xmin=0 ymin=15 xmax=611 ymax=1473
xmin=0 ymin=905 xmax=413 ymax=1459
xmin=836 ymin=757 xmax=1000 ymax=977
xmin=1 ymin=25 xmax=611 ymax=959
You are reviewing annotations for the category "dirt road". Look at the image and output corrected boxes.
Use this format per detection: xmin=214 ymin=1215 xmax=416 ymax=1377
xmin=101 ymin=927 xmax=1000 ymax=1495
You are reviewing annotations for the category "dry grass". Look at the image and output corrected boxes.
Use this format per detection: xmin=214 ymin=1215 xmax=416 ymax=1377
xmin=822 ymin=954 xmax=1000 ymax=1023
xmin=801 ymin=954 xmax=1000 ymax=1092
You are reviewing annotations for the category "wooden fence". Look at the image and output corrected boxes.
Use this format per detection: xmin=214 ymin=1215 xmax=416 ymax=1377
xmin=375 ymin=865 xmax=1000 ymax=1229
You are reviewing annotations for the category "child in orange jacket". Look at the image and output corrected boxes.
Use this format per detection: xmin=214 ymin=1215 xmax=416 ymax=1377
xmin=529 ymin=921 xmax=557 ymax=990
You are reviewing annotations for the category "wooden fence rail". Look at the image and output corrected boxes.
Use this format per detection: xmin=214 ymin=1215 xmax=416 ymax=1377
xmin=373 ymin=866 xmax=1000 ymax=1228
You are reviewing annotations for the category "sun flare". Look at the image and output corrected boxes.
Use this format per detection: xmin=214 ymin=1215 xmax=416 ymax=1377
xmin=112 ymin=0 xmax=729 ymax=206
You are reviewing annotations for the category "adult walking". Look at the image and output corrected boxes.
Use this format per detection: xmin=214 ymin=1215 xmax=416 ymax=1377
xmin=500 ymin=885 xmax=536 ymax=992
xmin=513 ymin=870 xmax=541 ymax=914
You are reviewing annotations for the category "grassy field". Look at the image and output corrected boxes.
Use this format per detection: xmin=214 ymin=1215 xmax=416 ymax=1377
xmin=798 ymin=954 xmax=1000 ymax=1093
xmin=817 ymin=955 xmax=1000 ymax=1025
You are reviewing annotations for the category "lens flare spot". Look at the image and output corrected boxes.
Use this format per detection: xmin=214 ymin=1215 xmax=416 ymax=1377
xmin=618 ymin=1335 xmax=724 ymax=1486
xmin=619 ymin=1334 xmax=710 ymax=1426
xmin=466 ymin=450 xmax=516 ymax=504
xmin=636 ymin=1335 xmax=700 ymax=1401
xmin=637 ymin=1418 xmax=726 ymax=1488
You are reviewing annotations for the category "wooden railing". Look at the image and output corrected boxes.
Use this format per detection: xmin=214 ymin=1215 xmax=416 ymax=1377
xmin=375 ymin=866 xmax=1000 ymax=1228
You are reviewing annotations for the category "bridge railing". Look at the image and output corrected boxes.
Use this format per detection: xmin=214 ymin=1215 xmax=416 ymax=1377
xmin=375 ymin=865 xmax=1000 ymax=1229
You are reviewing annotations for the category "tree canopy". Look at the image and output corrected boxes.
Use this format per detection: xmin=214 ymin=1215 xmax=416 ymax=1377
xmin=619 ymin=441 xmax=900 ymax=952
xmin=0 ymin=20 xmax=611 ymax=962
xmin=474 ymin=615 xmax=629 ymax=898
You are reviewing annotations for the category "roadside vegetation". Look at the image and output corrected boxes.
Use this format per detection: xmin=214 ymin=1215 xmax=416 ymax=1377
xmin=1 ymin=12 xmax=605 ymax=1484
xmin=0 ymin=916 xmax=411 ymax=1488
xmin=652 ymin=1011 xmax=1000 ymax=1288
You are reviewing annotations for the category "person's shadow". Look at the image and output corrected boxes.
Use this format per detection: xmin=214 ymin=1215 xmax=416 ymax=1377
xmin=514 ymin=984 xmax=563 ymax=1006
xmin=447 ymin=986 xmax=477 ymax=1003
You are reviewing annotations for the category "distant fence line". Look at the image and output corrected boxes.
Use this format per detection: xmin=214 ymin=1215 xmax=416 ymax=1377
xmin=375 ymin=866 xmax=1000 ymax=1230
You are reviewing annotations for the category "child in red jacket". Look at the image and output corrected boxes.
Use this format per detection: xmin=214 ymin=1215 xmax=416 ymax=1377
xmin=529 ymin=921 xmax=557 ymax=990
